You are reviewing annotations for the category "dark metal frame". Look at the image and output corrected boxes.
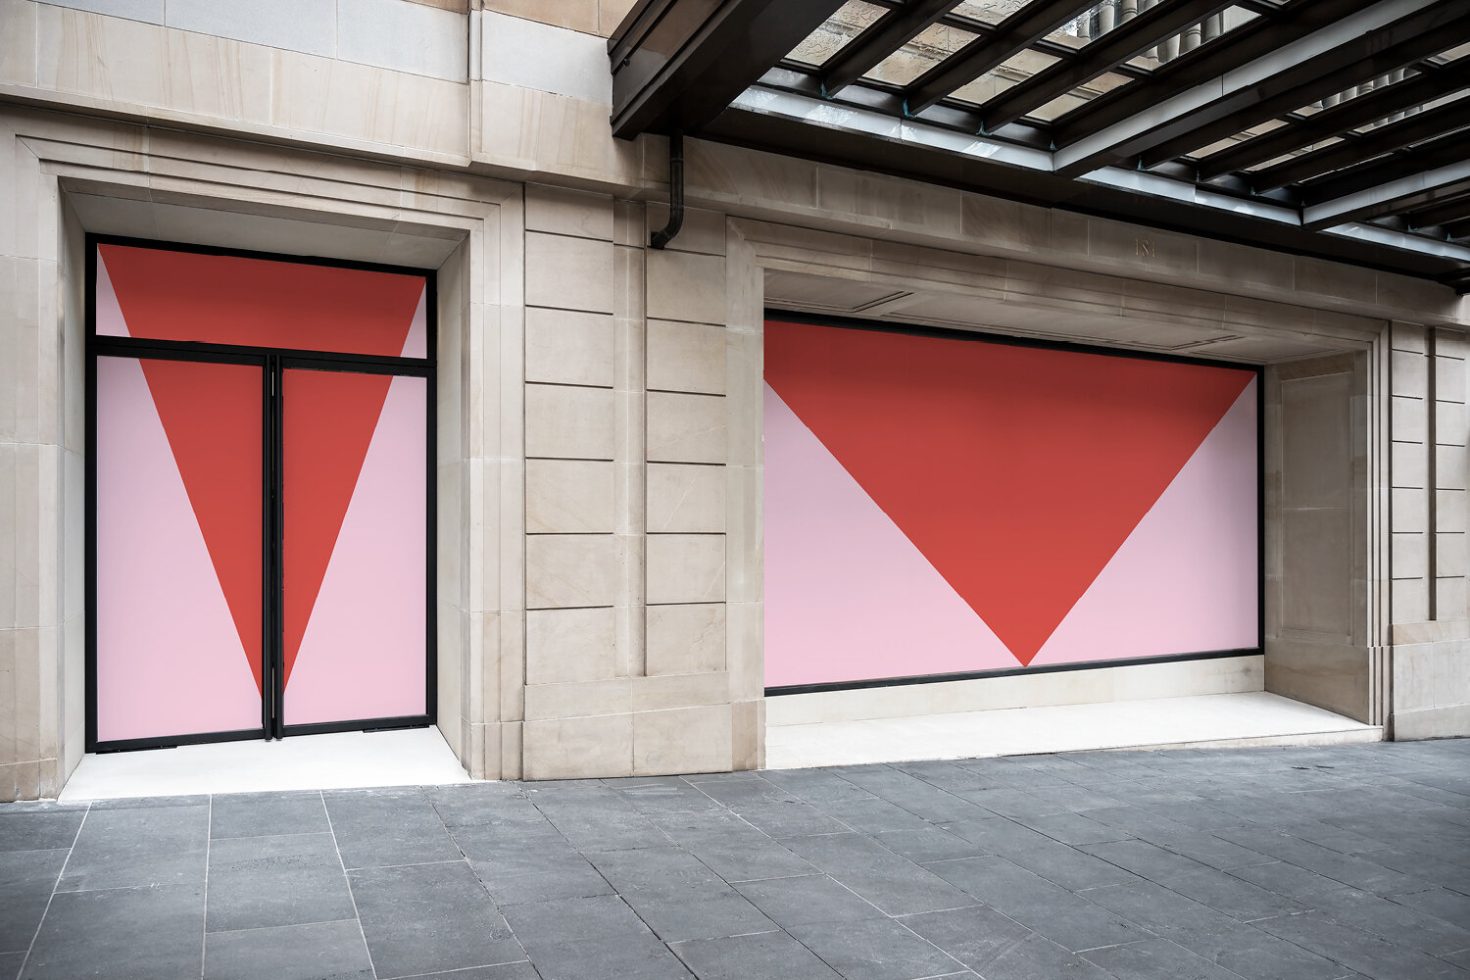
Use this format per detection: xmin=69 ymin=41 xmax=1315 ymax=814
xmin=84 ymin=234 xmax=438 ymax=753
xmin=609 ymin=0 xmax=1470 ymax=292
xmin=759 ymin=309 xmax=1265 ymax=698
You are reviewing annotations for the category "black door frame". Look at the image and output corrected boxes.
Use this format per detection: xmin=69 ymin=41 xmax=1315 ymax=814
xmin=85 ymin=234 xmax=438 ymax=752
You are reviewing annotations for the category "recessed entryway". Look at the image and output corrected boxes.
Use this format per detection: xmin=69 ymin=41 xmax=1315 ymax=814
xmin=88 ymin=237 xmax=435 ymax=751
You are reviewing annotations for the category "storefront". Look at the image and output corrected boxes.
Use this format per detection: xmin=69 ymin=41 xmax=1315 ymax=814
xmin=2 ymin=0 xmax=1469 ymax=799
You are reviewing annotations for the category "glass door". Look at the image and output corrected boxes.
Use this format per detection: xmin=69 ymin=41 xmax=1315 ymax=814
xmin=278 ymin=365 xmax=430 ymax=732
xmin=93 ymin=353 xmax=267 ymax=747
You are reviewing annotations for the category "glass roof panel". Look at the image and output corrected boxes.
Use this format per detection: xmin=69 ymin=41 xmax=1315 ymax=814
xmin=1027 ymin=70 xmax=1134 ymax=121
xmin=864 ymin=21 xmax=981 ymax=87
xmin=786 ymin=0 xmax=890 ymax=68
xmin=1244 ymin=137 xmax=1347 ymax=175
xmin=949 ymin=49 xmax=1061 ymax=106
xmin=1125 ymin=6 xmax=1260 ymax=72
xmin=948 ymin=0 xmax=1030 ymax=27
xmin=1188 ymin=117 xmax=1289 ymax=160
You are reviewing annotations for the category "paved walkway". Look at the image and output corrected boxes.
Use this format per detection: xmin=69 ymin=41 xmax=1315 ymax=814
xmin=2 ymin=740 xmax=1469 ymax=980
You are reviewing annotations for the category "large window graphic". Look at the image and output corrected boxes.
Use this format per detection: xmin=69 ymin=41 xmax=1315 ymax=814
xmin=89 ymin=239 xmax=433 ymax=749
xmin=764 ymin=317 xmax=1260 ymax=691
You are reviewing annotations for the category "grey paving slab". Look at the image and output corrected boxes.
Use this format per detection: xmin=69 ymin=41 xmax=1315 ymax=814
xmin=1251 ymin=911 xmax=1470 ymax=980
xmin=534 ymin=797 xmax=671 ymax=852
xmin=980 ymin=826 xmax=1142 ymax=891
xmin=819 ymin=798 xmax=934 ymax=834
xmin=1306 ymin=882 xmax=1470 ymax=955
xmin=466 ymin=836 xmax=615 ymax=906
xmin=1228 ymin=859 xmax=1373 ymax=905
xmin=24 ymin=882 xmax=205 ymax=980
xmin=584 ymin=843 xmax=722 ymax=891
xmin=1390 ymin=885 xmax=1470 ymax=931
xmin=349 ymin=860 xmax=523 ymax=979
xmin=323 ymin=788 xmax=461 ymax=869
xmin=57 ymin=800 xmax=208 ymax=892
xmin=205 ymin=831 xmax=356 ymax=932
xmin=0 ymin=847 xmax=66 ymax=952
xmin=1214 ymin=827 xmax=1427 ymax=895
xmin=664 ymin=824 xmax=816 ymax=882
xmin=785 ymin=916 xmax=966 ymax=980
xmin=529 ymin=933 xmax=694 ymax=980
xmin=1018 ymin=811 xmax=1134 ymax=847
xmin=0 ymin=806 xmax=86 ymax=853
xmin=423 ymin=782 xmax=529 ymax=828
xmin=872 ymin=828 xmax=984 ymax=864
xmin=1080 ymin=839 xmax=1216 ymax=884
xmin=671 ymin=929 xmax=842 ymax=980
xmin=938 ymin=930 xmax=1115 ymax=980
xmin=781 ymin=832 xmax=976 ymax=916
xmin=733 ymin=873 xmax=885 ymax=929
xmin=1082 ymin=879 xmax=1346 ymax=980
xmin=828 ymin=768 xmax=989 ymax=826
xmin=395 ymin=965 xmax=541 ymax=980
xmin=925 ymin=855 xmax=1149 ymax=952
xmin=618 ymin=878 xmax=778 ymax=943
xmin=1160 ymin=866 xmax=1308 ymax=922
xmin=1082 ymin=937 xmax=1251 ymax=980
xmin=210 ymin=791 xmax=328 ymax=840
xmin=896 ymin=905 xmax=1040 ymax=973
xmin=890 ymin=760 xmax=995 ymax=794
xmin=721 ymin=798 xmax=852 ymax=838
xmin=203 ymin=918 xmax=372 ymax=980
xmin=1134 ymin=829 xmax=1279 ymax=872
xmin=500 ymin=894 xmax=651 ymax=952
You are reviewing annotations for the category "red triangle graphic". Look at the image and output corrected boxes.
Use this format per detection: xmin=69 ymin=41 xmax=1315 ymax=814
xmin=282 ymin=370 xmax=393 ymax=686
xmin=99 ymin=244 xmax=422 ymax=357
xmin=764 ymin=320 xmax=1253 ymax=666
xmin=140 ymin=359 xmax=265 ymax=693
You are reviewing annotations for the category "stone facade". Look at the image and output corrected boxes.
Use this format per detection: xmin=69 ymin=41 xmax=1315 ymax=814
xmin=2 ymin=0 xmax=1469 ymax=799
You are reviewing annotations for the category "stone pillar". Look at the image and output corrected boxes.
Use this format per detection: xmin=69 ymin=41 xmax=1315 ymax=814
xmin=518 ymin=179 xmax=743 ymax=778
xmin=0 ymin=126 xmax=81 ymax=800
xmin=1388 ymin=322 xmax=1470 ymax=738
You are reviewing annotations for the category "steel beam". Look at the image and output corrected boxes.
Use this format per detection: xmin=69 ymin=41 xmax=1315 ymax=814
xmin=1134 ymin=2 xmax=1470 ymax=170
xmin=1408 ymin=194 xmax=1470 ymax=230
xmin=903 ymin=0 xmax=1098 ymax=116
xmin=1051 ymin=0 xmax=1364 ymax=149
xmin=609 ymin=0 xmax=844 ymax=138
xmin=1053 ymin=0 xmax=1454 ymax=176
xmin=1301 ymin=129 xmax=1469 ymax=205
xmin=1303 ymin=153 xmax=1470 ymax=229
xmin=976 ymin=0 xmax=1235 ymax=133
xmin=1249 ymin=95 xmax=1470 ymax=192
xmin=819 ymin=0 xmax=955 ymax=97
xmin=709 ymin=90 xmax=1470 ymax=284
xmin=1194 ymin=59 xmax=1470 ymax=181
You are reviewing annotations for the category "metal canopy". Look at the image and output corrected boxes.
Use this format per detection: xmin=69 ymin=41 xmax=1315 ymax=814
xmin=609 ymin=0 xmax=1470 ymax=292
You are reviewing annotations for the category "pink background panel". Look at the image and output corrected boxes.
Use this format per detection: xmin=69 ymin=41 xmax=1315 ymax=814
xmin=285 ymin=374 xmax=428 ymax=725
xmin=401 ymin=285 xmax=428 ymax=359
xmin=95 ymin=252 xmax=130 ymax=337
xmin=1030 ymin=380 xmax=1260 ymax=666
xmin=764 ymin=384 xmax=1019 ymax=688
xmin=95 ymin=356 xmax=262 ymax=741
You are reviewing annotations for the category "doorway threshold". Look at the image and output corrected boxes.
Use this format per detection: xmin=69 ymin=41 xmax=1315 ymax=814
xmin=59 ymin=727 xmax=471 ymax=801
xmin=765 ymin=692 xmax=1382 ymax=770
